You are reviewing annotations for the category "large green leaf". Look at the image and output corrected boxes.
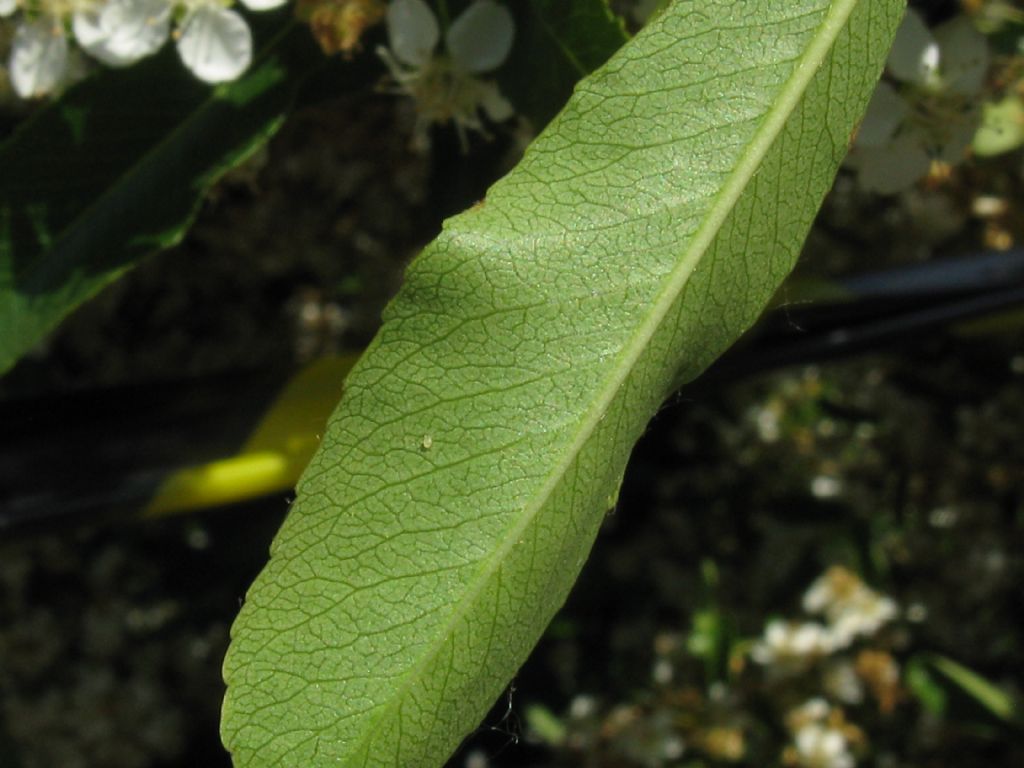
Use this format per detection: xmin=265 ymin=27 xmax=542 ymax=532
xmin=0 ymin=17 xmax=323 ymax=376
xmin=221 ymin=1 xmax=904 ymax=766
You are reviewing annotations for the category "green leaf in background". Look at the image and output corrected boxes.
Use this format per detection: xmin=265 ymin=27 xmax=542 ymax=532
xmin=498 ymin=0 xmax=627 ymax=128
xmin=221 ymin=1 xmax=904 ymax=766
xmin=906 ymin=655 xmax=949 ymax=715
xmin=973 ymin=94 xmax=1024 ymax=157
xmin=928 ymin=654 xmax=1020 ymax=724
xmin=0 ymin=17 xmax=323 ymax=376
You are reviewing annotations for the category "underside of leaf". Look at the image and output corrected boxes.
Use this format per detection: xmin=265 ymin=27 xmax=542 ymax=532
xmin=221 ymin=2 xmax=904 ymax=766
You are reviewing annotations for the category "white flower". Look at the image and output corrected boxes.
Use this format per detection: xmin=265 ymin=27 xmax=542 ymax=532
xmin=73 ymin=0 xmax=171 ymax=67
xmin=854 ymin=81 xmax=909 ymax=148
xmin=379 ymin=0 xmax=515 ymax=148
xmin=7 ymin=18 xmax=69 ymax=98
xmin=793 ymin=723 xmax=855 ymax=768
xmin=829 ymin=593 xmax=897 ymax=647
xmin=751 ymin=620 xmax=834 ymax=667
xmin=810 ymin=474 xmax=842 ymax=499
xmin=171 ymin=0 xmax=286 ymax=84
xmin=803 ymin=566 xmax=858 ymax=615
xmin=788 ymin=697 xmax=831 ymax=727
xmin=177 ymin=5 xmax=253 ymax=84
xmin=240 ymin=0 xmax=287 ymax=10
xmin=823 ymin=661 xmax=865 ymax=705
xmin=887 ymin=11 xmax=988 ymax=96
xmin=848 ymin=9 xmax=990 ymax=194
xmin=803 ymin=567 xmax=897 ymax=648
xmin=445 ymin=0 xmax=514 ymax=73
xmin=851 ymin=130 xmax=931 ymax=196
xmin=886 ymin=7 xmax=940 ymax=90
xmin=4 ymin=0 xmax=289 ymax=98
xmin=172 ymin=0 xmax=287 ymax=84
xmin=786 ymin=701 xmax=856 ymax=768
xmin=387 ymin=0 xmax=439 ymax=68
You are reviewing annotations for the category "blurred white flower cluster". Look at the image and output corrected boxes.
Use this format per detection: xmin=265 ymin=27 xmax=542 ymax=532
xmin=784 ymin=698 xmax=861 ymax=768
xmin=752 ymin=566 xmax=898 ymax=670
xmin=803 ymin=566 xmax=898 ymax=646
xmin=378 ymin=0 xmax=514 ymax=149
xmin=751 ymin=619 xmax=834 ymax=668
xmin=847 ymin=8 xmax=990 ymax=194
xmin=751 ymin=569 xmax=900 ymax=768
xmin=1 ymin=0 xmax=288 ymax=98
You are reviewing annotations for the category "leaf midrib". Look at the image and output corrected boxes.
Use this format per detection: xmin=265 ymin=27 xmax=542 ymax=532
xmin=297 ymin=3 xmax=856 ymax=763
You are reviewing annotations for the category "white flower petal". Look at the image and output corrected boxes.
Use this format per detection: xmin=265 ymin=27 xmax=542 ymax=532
xmin=8 ymin=19 xmax=69 ymax=98
xmin=446 ymin=0 xmax=514 ymax=74
xmin=74 ymin=0 xmax=171 ymax=67
xmin=239 ymin=0 xmax=288 ymax=11
xmin=479 ymin=82 xmax=514 ymax=122
xmin=938 ymin=117 xmax=978 ymax=164
xmin=793 ymin=698 xmax=830 ymax=723
xmin=887 ymin=8 xmax=939 ymax=87
xmin=854 ymin=134 xmax=932 ymax=195
xmin=823 ymin=662 xmax=865 ymax=704
xmin=934 ymin=16 xmax=989 ymax=95
xmin=101 ymin=0 xmax=171 ymax=60
xmin=177 ymin=7 xmax=252 ymax=84
xmin=0 ymin=0 xmax=18 ymax=18
xmin=387 ymin=0 xmax=439 ymax=68
xmin=856 ymin=82 xmax=909 ymax=147
xmin=72 ymin=9 xmax=109 ymax=50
